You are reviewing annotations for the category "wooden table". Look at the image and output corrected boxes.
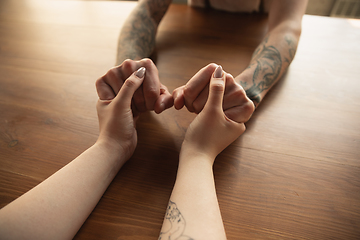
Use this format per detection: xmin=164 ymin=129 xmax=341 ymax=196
xmin=1 ymin=1 xmax=359 ymax=239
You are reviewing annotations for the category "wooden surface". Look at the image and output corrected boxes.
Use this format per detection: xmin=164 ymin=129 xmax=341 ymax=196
xmin=1 ymin=0 xmax=360 ymax=239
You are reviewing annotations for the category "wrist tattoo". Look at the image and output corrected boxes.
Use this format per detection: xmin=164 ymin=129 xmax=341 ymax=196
xmin=159 ymin=200 xmax=194 ymax=240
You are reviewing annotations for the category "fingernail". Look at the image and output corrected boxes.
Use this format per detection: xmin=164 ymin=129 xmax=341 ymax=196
xmin=213 ymin=65 xmax=223 ymax=78
xmin=135 ymin=67 xmax=146 ymax=78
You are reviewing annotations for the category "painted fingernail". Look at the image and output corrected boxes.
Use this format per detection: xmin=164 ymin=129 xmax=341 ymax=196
xmin=135 ymin=67 xmax=146 ymax=78
xmin=213 ymin=65 xmax=223 ymax=78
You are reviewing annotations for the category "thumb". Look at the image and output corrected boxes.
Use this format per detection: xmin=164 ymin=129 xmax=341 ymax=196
xmin=113 ymin=67 xmax=145 ymax=107
xmin=204 ymin=65 xmax=225 ymax=110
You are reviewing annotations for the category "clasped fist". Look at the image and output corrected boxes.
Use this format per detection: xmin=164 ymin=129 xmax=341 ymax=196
xmin=96 ymin=58 xmax=174 ymax=117
xmin=173 ymin=63 xmax=255 ymax=124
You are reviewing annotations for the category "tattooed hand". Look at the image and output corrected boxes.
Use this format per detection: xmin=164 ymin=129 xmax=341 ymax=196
xmin=173 ymin=63 xmax=255 ymax=123
xmin=96 ymin=58 xmax=173 ymax=117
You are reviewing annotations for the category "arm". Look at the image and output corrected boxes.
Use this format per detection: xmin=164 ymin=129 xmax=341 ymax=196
xmin=159 ymin=66 xmax=245 ymax=239
xmin=237 ymin=0 xmax=308 ymax=107
xmin=116 ymin=0 xmax=174 ymax=113
xmin=116 ymin=0 xmax=172 ymax=64
xmin=0 ymin=67 xmax=146 ymax=239
xmin=172 ymin=0 xmax=307 ymax=122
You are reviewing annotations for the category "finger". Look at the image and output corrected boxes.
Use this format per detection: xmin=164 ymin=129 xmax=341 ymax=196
xmin=114 ymin=67 xmax=146 ymax=108
xmin=204 ymin=65 xmax=225 ymax=110
xmin=133 ymin=85 xmax=147 ymax=113
xmin=140 ymin=58 xmax=160 ymax=110
xmin=222 ymin=74 xmax=247 ymax=111
xmin=183 ymin=63 xmax=218 ymax=112
xmin=224 ymin=101 xmax=255 ymax=123
xmin=154 ymin=84 xmax=174 ymax=114
xmin=95 ymin=67 xmax=123 ymax=100
xmin=173 ymin=86 xmax=185 ymax=110
xmin=192 ymin=83 xmax=209 ymax=113
xmin=95 ymin=77 xmax=116 ymax=100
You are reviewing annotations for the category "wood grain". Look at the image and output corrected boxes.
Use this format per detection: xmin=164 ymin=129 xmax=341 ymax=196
xmin=0 ymin=1 xmax=359 ymax=239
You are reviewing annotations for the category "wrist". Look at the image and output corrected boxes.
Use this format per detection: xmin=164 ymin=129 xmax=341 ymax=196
xmin=180 ymin=141 xmax=216 ymax=166
xmin=94 ymin=139 xmax=128 ymax=167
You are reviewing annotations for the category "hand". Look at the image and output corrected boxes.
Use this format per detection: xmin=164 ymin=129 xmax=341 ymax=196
xmin=173 ymin=63 xmax=255 ymax=123
xmin=96 ymin=58 xmax=173 ymax=117
xmin=182 ymin=66 xmax=246 ymax=160
xmin=96 ymin=67 xmax=146 ymax=160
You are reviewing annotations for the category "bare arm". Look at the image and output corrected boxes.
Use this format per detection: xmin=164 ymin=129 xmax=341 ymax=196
xmin=116 ymin=0 xmax=172 ymax=65
xmin=160 ymin=66 xmax=245 ymax=239
xmin=236 ymin=0 xmax=308 ymax=107
xmin=0 ymin=67 xmax=146 ymax=239
xmin=0 ymin=143 xmax=126 ymax=240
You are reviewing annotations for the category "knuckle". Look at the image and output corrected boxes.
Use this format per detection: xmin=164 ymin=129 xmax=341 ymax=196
xmin=141 ymin=58 xmax=155 ymax=68
xmin=183 ymin=85 xmax=196 ymax=99
xmin=95 ymin=77 xmax=104 ymax=89
xmin=207 ymin=63 xmax=218 ymax=69
xmin=202 ymin=63 xmax=218 ymax=75
xmin=124 ymin=78 xmax=137 ymax=89
xmin=104 ymin=68 xmax=118 ymax=81
xmin=211 ymin=82 xmax=225 ymax=93
xmin=234 ymin=86 xmax=247 ymax=98
xmin=242 ymin=102 xmax=255 ymax=122
xmin=122 ymin=59 xmax=133 ymax=68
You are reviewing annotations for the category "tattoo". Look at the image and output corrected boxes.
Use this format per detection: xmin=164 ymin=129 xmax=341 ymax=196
xmin=251 ymin=35 xmax=269 ymax=60
xmin=117 ymin=0 xmax=171 ymax=64
xmin=159 ymin=201 xmax=194 ymax=240
xmin=244 ymin=36 xmax=282 ymax=104
xmin=147 ymin=0 xmax=172 ymax=23
xmin=285 ymin=35 xmax=296 ymax=59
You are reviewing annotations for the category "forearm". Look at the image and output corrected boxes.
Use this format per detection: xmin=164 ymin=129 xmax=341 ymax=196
xmin=116 ymin=0 xmax=171 ymax=65
xmin=236 ymin=23 xmax=302 ymax=107
xmin=0 ymin=142 xmax=126 ymax=240
xmin=159 ymin=149 xmax=226 ymax=240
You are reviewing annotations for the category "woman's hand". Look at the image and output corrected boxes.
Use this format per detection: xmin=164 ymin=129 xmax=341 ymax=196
xmin=96 ymin=67 xmax=145 ymax=161
xmin=182 ymin=65 xmax=246 ymax=161
xmin=96 ymin=58 xmax=173 ymax=117
xmin=173 ymin=63 xmax=254 ymax=123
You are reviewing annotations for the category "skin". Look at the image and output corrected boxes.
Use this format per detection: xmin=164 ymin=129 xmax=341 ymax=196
xmin=0 ymin=65 xmax=244 ymax=239
xmin=0 ymin=67 xmax=147 ymax=240
xmin=159 ymin=66 xmax=245 ymax=239
xmin=97 ymin=58 xmax=174 ymax=115
xmin=117 ymin=0 xmax=308 ymax=122
xmin=0 ymin=1 xmax=309 ymax=238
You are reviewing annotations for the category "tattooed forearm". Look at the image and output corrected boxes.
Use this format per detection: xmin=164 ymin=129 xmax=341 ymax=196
xmin=241 ymin=34 xmax=297 ymax=105
xmin=116 ymin=0 xmax=171 ymax=64
xmin=159 ymin=200 xmax=194 ymax=240
xmin=284 ymin=35 xmax=296 ymax=63
xmin=245 ymin=36 xmax=282 ymax=104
